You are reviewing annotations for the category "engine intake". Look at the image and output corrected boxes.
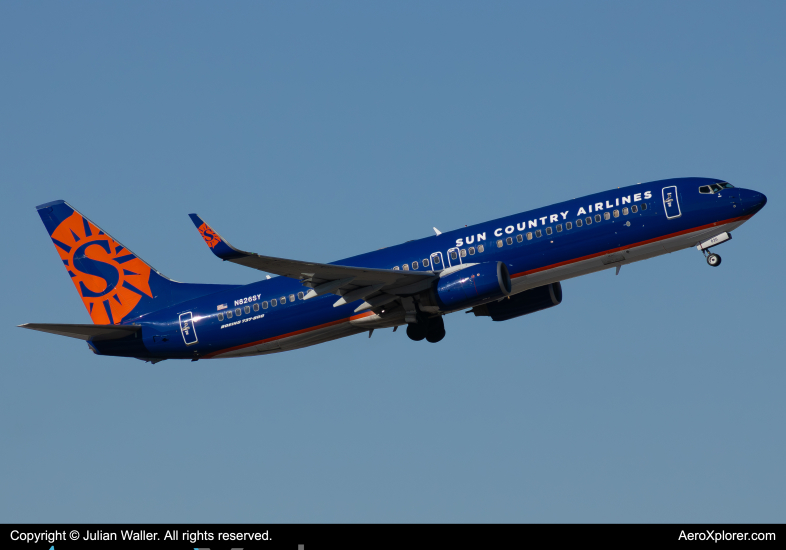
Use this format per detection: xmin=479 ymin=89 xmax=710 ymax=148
xmin=433 ymin=262 xmax=511 ymax=312
xmin=472 ymin=282 xmax=562 ymax=321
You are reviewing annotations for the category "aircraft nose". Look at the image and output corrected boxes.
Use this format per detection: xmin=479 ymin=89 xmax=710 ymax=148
xmin=744 ymin=189 xmax=767 ymax=214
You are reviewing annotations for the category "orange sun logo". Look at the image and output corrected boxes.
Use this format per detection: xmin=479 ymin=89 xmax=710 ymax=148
xmin=198 ymin=222 xmax=222 ymax=249
xmin=50 ymin=212 xmax=153 ymax=324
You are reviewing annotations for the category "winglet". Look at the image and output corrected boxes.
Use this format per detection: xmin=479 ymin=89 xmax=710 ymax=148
xmin=188 ymin=214 xmax=249 ymax=261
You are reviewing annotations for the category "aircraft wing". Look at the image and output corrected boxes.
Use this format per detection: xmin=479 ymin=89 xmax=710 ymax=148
xmin=189 ymin=214 xmax=437 ymax=310
xmin=19 ymin=323 xmax=141 ymax=341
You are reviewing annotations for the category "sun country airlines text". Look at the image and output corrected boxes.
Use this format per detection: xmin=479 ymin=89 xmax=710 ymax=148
xmin=455 ymin=191 xmax=653 ymax=248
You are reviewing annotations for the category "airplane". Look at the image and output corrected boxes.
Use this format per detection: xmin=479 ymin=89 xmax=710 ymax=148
xmin=20 ymin=177 xmax=767 ymax=362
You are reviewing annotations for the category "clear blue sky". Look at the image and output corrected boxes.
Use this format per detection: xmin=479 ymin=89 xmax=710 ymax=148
xmin=1 ymin=1 xmax=784 ymax=522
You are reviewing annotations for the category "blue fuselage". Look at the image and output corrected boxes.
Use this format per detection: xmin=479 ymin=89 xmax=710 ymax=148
xmin=91 ymin=177 xmax=767 ymax=360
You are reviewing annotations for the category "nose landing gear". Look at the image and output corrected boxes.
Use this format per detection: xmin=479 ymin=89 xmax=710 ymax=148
xmin=406 ymin=315 xmax=445 ymax=343
xmin=700 ymin=247 xmax=721 ymax=267
xmin=706 ymin=253 xmax=721 ymax=267
xmin=697 ymin=232 xmax=731 ymax=268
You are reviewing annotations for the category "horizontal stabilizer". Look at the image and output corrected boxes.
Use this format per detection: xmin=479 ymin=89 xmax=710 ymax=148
xmin=19 ymin=323 xmax=141 ymax=341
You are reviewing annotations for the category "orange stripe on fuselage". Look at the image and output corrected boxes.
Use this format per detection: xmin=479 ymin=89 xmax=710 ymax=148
xmin=511 ymin=213 xmax=753 ymax=279
xmin=205 ymin=213 xmax=751 ymax=358
xmin=204 ymin=310 xmax=375 ymax=358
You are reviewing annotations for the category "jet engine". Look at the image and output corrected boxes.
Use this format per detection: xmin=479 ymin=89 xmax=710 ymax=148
xmin=432 ymin=262 xmax=511 ymax=312
xmin=471 ymin=282 xmax=562 ymax=321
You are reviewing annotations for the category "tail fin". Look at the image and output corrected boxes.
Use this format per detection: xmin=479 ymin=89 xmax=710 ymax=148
xmin=36 ymin=200 xmax=237 ymax=324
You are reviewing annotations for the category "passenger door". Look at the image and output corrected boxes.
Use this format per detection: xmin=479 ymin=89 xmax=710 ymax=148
xmin=179 ymin=312 xmax=198 ymax=346
xmin=662 ymin=186 xmax=681 ymax=219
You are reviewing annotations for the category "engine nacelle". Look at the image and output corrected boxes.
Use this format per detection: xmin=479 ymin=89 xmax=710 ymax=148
xmin=472 ymin=282 xmax=562 ymax=321
xmin=433 ymin=262 xmax=511 ymax=312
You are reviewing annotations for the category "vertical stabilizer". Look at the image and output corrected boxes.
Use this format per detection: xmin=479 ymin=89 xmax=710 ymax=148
xmin=36 ymin=200 xmax=237 ymax=324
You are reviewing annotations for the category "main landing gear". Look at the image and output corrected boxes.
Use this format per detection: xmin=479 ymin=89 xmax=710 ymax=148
xmin=406 ymin=315 xmax=446 ymax=343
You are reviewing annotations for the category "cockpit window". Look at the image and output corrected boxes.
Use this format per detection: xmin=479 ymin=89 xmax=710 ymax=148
xmin=701 ymin=184 xmax=725 ymax=194
xmin=718 ymin=182 xmax=734 ymax=189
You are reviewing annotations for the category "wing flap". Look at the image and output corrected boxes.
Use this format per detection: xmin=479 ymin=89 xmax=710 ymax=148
xmin=19 ymin=323 xmax=141 ymax=341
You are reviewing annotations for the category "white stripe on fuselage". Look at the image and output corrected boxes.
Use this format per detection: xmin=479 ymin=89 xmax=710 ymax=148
xmin=212 ymin=218 xmax=748 ymax=358
xmin=509 ymin=218 xmax=747 ymax=293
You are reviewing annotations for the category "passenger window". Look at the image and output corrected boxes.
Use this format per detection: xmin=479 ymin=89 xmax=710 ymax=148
xmin=506 ymin=237 xmax=513 ymax=245
xmin=433 ymin=255 xmax=441 ymax=264
xmin=604 ymin=212 xmax=610 ymax=220
xmin=623 ymin=207 xmax=629 ymax=215
xmin=516 ymin=234 xmax=523 ymax=242
xmin=631 ymin=205 xmax=638 ymax=213
xmin=235 ymin=308 xmax=241 ymax=316
xmin=642 ymin=203 xmax=647 ymax=210
xmin=468 ymin=247 xmax=475 ymax=255
xmin=497 ymin=239 xmax=503 ymax=248
xmin=289 ymin=294 xmax=295 ymax=302
xmin=243 ymin=305 xmax=250 ymax=314
xmin=226 ymin=310 xmax=233 ymax=319
xmin=298 ymin=292 xmax=304 ymax=299
xmin=280 ymin=296 xmax=286 ymax=304
xmin=423 ymin=258 xmax=429 ymax=267
xmin=478 ymin=244 xmax=484 ymax=253
xmin=402 ymin=264 xmax=409 ymax=270
xmin=556 ymin=224 xmax=562 ymax=232
xmin=262 ymin=301 xmax=269 ymax=309
xmin=595 ymin=214 xmax=601 ymax=222
xmin=546 ymin=227 xmax=552 ymax=235
xmin=450 ymin=250 xmax=458 ymax=259
xmin=585 ymin=217 xmax=592 ymax=225
xmin=566 ymin=221 xmax=572 ymax=230
xmin=526 ymin=232 xmax=533 ymax=240
xmin=459 ymin=249 xmax=466 ymax=257
xmin=412 ymin=261 xmax=419 ymax=269
xmin=613 ymin=209 xmax=619 ymax=218
xmin=535 ymin=229 xmax=542 ymax=238
xmin=218 ymin=312 xmax=224 ymax=321
xmin=253 ymin=303 xmax=259 ymax=312
xmin=576 ymin=219 xmax=582 ymax=227
xmin=271 ymin=299 xmax=277 ymax=307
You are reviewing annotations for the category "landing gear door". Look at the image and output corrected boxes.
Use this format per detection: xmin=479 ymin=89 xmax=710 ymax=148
xmin=662 ymin=186 xmax=682 ymax=219
xmin=179 ymin=312 xmax=198 ymax=346
xmin=446 ymin=247 xmax=462 ymax=267
xmin=430 ymin=251 xmax=444 ymax=271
